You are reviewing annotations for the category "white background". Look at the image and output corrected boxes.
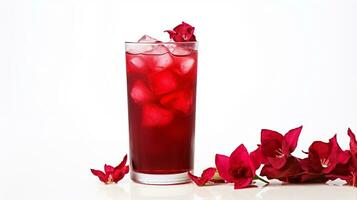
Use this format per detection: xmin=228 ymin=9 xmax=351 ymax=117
xmin=1 ymin=0 xmax=357 ymax=199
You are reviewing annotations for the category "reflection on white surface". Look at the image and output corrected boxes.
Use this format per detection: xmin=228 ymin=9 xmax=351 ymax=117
xmin=130 ymin=182 xmax=194 ymax=200
xmin=254 ymin=184 xmax=356 ymax=200
xmin=95 ymin=180 xmax=356 ymax=200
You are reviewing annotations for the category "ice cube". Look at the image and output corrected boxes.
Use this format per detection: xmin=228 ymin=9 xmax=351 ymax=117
xmin=160 ymin=90 xmax=193 ymax=114
xmin=170 ymin=46 xmax=192 ymax=56
xmin=130 ymin=80 xmax=153 ymax=104
xmin=127 ymin=56 xmax=146 ymax=72
xmin=144 ymin=45 xmax=169 ymax=55
xmin=142 ymin=103 xmax=173 ymax=127
xmin=126 ymin=35 xmax=160 ymax=54
xmin=179 ymin=58 xmax=195 ymax=74
xmin=148 ymin=70 xmax=177 ymax=95
xmin=138 ymin=35 xmax=159 ymax=43
xmin=126 ymin=44 xmax=152 ymax=54
xmin=150 ymin=53 xmax=173 ymax=72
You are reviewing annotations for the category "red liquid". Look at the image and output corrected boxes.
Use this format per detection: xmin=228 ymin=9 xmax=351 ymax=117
xmin=126 ymin=49 xmax=197 ymax=174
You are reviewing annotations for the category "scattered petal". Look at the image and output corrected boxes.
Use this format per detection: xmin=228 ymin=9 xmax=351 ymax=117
xmin=91 ymin=169 xmax=109 ymax=183
xmin=91 ymin=154 xmax=129 ymax=184
xmin=188 ymin=167 xmax=217 ymax=186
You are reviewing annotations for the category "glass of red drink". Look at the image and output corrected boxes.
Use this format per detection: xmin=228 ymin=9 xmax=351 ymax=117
xmin=125 ymin=41 xmax=198 ymax=184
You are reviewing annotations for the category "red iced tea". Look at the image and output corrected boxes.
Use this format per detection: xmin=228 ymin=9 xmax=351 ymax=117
xmin=125 ymin=42 xmax=197 ymax=178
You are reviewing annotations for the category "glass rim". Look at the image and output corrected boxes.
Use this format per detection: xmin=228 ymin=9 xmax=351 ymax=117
xmin=125 ymin=41 xmax=198 ymax=45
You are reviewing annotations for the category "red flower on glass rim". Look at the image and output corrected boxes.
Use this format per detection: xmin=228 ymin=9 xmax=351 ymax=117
xmin=91 ymin=154 xmax=129 ymax=184
xmin=300 ymin=135 xmax=350 ymax=182
xmin=260 ymin=126 xmax=303 ymax=169
xmin=215 ymin=144 xmax=266 ymax=189
xmin=165 ymin=22 xmax=196 ymax=42
xmin=188 ymin=167 xmax=224 ymax=186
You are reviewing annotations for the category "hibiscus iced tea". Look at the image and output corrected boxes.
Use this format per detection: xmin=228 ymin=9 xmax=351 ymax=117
xmin=125 ymin=42 xmax=197 ymax=184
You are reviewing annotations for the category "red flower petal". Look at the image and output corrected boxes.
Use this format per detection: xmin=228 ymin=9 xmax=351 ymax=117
xmin=229 ymin=144 xmax=255 ymax=175
xmin=112 ymin=168 xmax=128 ymax=183
xmin=234 ymin=177 xmax=253 ymax=189
xmin=327 ymin=135 xmax=350 ymax=172
xmin=115 ymin=154 xmax=128 ymax=170
xmin=308 ymin=140 xmax=330 ymax=172
xmin=91 ymin=169 xmax=109 ymax=183
xmin=300 ymin=157 xmax=311 ymax=172
xmin=104 ymin=164 xmax=114 ymax=174
xmin=267 ymin=156 xmax=287 ymax=169
xmin=261 ymin=129 xmax=284 ymax=158
xmin=250 ymin=145 xmax=263 ymax=170
xmin=215 ymin=154 xmax=233 ymax=182
xmin=187 ymin=173 xmax=200 ymax=185
xmin=337 ymin=151 xmax=350 ymax=165
xmin=123 ymin=165 xmax=129 ymax=174
xmin=188 ymin=167 xmax=216 ymax=186
xmin=348 ymin=128 xmax=357 ymax=155
xmin=300 ymin=173 xmax=327 ymax=183
xmin=260 ymin=156 xmax=303 ymax=182
xmin=111 ymin=155 xmax=130 ymax=183
xmin=326 ymin=162 xmax=354 ymax=184
xmin=282 ymin=126 xmax=302 ymax=154
xmin=165 ymin=30 xmax=177 ymax=40
xmin=347 ymin=129 xmax=357 ymax=182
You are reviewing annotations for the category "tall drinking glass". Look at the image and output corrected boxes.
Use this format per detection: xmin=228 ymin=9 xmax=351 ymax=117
xmin=125 ymin=42 xmax=198 ymax=184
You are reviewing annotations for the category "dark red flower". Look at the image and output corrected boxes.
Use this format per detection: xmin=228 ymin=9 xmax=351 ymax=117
xmin=165 ymin=22 xmax=196 ymax=42
xmin=215 ymin=144 xmax=257 ymax=189
xmin=327 ymin=129 xmax=357 ymax=187
xmin=91 ymin=154 xmax=129 ymax=184
xmin=300 ymin=135 xmax=350 ymax=182
xmin=260 ymin=156 xmax=304 ymax=183
xmin=188 ymin=167 xmax=223 ymax=186
xmin=261 ymin=126 xmax=303 ymax=169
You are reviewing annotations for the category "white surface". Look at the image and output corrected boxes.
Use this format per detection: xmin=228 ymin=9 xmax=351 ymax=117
xmin=95 ymin=180 xmax=356 ymax=200
xmin=1 ymin=0 xmax=357 ymax=199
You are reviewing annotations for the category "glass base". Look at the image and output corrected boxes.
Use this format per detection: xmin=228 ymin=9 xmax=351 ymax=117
xmin=131 ymin=171 xmax=191 ymax=185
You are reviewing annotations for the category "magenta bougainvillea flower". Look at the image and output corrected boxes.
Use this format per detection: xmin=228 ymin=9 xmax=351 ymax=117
xmin=300 ymin=135 xmax=350 ymax=182
xmin=215 ymin=144 xmax=264 ymax=189
xmin=165 ymin=22 xmax=196 ymax=42
xmin=91 ymin=155 xmax=129 ymax=184
xmin=327 ymin=129 xmax=357 ymax=187
xmin=257 ymin=126 xmax=305 ymax=183
xmin=260 ymin=126 xmax=303 ymax=169
xmin=188 ymin=167 xmax=224 ymax=186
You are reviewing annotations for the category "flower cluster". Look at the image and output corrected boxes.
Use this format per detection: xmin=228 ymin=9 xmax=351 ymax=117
xmin=189 ymin=126 xmax=357 ymax=189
